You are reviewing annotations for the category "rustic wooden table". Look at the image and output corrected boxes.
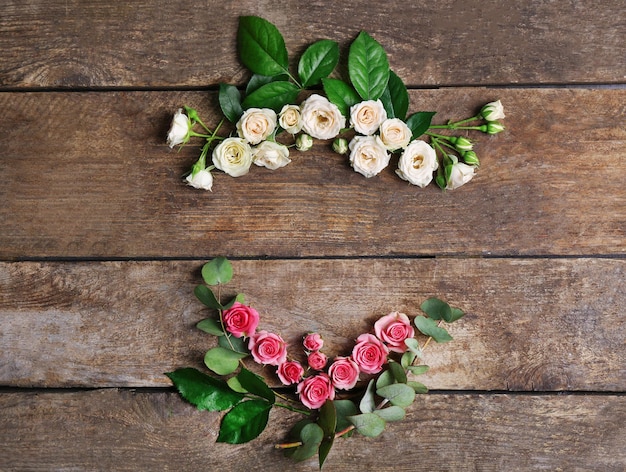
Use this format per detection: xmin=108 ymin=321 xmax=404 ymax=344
xmin=1 ymin=1 xmax=625 ymax=470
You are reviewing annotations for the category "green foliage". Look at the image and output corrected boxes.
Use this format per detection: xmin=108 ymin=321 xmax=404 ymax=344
xmin=348 ymin=31 xmax=390 ymax=100
xmin=196 ymin=318 xmax=225 ymax=336
xmin=388 ymin=360 xmax=407 ymax=384
xmin=347 ymin=413 xmax=386 ymax=437
xmin=237 ymin=368 xmax=275 ymax=403
xmin=407 ymin=381 xmax=429 ymax=394
xmin=359 ymin=378 xmax=377 ymax=413
xmin=322 ymin=78 xmax=361 ymax=117
xmin=218 ymin=83 xmax=243 ymax=123
xmin=420 ymin=297 xmax=452 ymax=321
xmin=404 ymin=338 xmax=422 ymax=358
xmin=204 ymin=347 xmax=247 ymax=375
xmin=237 ymin=16 xmax=289 ymax=77
xmin=406 ymin=364 xmax=430 ymax=376
xmin=318 ymin=400 xmax=337 ymax=469
xmin=374 ymin=406 xmax=406 ymax=422
xmin=165 ymin=367 xmax=243 ymax=411
xmin=217 ymin=399 xmax=273 ymax=444
xmin=246 ymin=73 xmax=289 ymax=95
xmin=414 ymin=316 xmax=453 ymax=343
xmin=194 ymin=284 xmax=221 ymax=310
xmin=380 ymin=71 xmax=409 ymax=120
xmin=242 ymin=81 xmax=300 ymax=112
xmin=375 ymin=369 xmax=395 ymax=389
xmin=201 ymin=257 xmax=233 ymax=286
xmin=376 ymin=383 xmax=416 ymax=408
xmin=405 ymin=111 xmax=436 ymax=139
xmin=333 ymin=400 xmax=358 ymax=435
xmin=284 ymin=422 xmax=324 ymax=462
xmin=218 ymin=333 xmax=248 ymax=354
xmin=298 ymin=39 xmax=339 ymax=88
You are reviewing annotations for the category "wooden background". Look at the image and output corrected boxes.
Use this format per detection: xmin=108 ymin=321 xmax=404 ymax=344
xmin=1 ymin=0 xmax=625 ymax=470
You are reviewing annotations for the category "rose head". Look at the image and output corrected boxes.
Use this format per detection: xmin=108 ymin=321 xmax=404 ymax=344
xmin=236 ymin=107 xmax=277 ymax=145
xmin=278 ymin=104 xmax=303 ymax=134
xmin=300 ymin=94 xmax=345 ymax=140
xmin=296 ymin=373 xmax=336 ymax=410
xmin=350 ymin=99 xmax=387 ymax=136
xmin=277 ymin=360 xmax=304 ymax=386
xmin=396 ymin=140 xmax=438 ymax=188
xmin=351 ymin=333 xmax=389 ymax=374
xmin=328 ymin=356 xmax=360 ymax=390
xmin=166 ymin=108 xmax=190 ymax=148
xmin=248 ymin=330 xmax=288 ymax=366
xmin=222 ymin=302 xmax=259 ymax=338
xmin=303 ymin=333 xmax=324 ymax=351
xmin=307 ymin=350 xmax=328 ymax=371
xmin=212 ymin=137 xmax=253 ymax=177
xmin=348 ymin=135 xmax=391 ymax=178
xmin=379 ymin=118 xmax=412 ymax=151
xmin=446 ymin=162 xmax=476 ymax=190
xmin=374 ymin=311 xmax=415 ymax=353
xmin=252 ymin=141 xmax=291 ymax=170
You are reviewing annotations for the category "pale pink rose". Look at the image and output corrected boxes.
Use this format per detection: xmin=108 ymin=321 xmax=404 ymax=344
xmin=328 ymin=356 xmax=360 ymax=390
xmin=374 ymin=311 xmax=415 ymax=353
xmin=222 ymin=302 xmax=259 ymax=338
xmin=307 ymin=351 xmax=328 ymax=370
xmin=296 ymin=373 xmax=336 ymax=410
xmin=351 ymin=333 xmax=389 ymax=374
xmin=248 ymin=330 xmax=287 ymax=366
xmin=277 ymin=361 xmax=304 ymax=386
xmin=303 ymin=333 xmax=324 ymax=351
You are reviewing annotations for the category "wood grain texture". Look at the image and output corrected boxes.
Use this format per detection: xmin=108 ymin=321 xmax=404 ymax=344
xmin=0 ymin=389 xmax=624 ymax=471
xmin=1 ymin=0 xmax=625 ymax=88
xmin=1 ymin=88 xmax=624 ymax=259
xmin=1 ymin=258 xmax=623 ymax=390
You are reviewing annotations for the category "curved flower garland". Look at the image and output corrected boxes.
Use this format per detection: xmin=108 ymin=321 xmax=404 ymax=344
xmin=167 ymin=16 xmax=506 ymax=191
xmin=167 ymin=257 xmax=465 ymax=468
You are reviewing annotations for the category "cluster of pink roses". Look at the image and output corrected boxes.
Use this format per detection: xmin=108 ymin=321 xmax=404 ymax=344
xmin=222 ymin=302 xmax=416 ymax=410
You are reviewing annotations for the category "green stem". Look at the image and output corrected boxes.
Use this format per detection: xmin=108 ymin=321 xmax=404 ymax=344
xmin=429 ymin=125 xmax=483 ymax=131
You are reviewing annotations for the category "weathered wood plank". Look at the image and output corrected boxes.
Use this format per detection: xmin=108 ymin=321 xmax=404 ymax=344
xmin=1 ymin=0 xmax=625 ymax=88
xmin=0 ymin=88 xmax=624 ymax=259
xmin=0 ymin=390 xmax=623 ymax=471
xmin=1 ymin=259 xmax=623 ymax=390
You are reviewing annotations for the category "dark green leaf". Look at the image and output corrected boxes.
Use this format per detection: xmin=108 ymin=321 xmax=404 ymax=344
xmin=375 ymin=369 xmax=395 ymax=390
xmin=359 ymin=378 xmax=376 ymax=414
xmin=449 ymin=307 xmax=465 ymax=322
xmin=237 ymin=368 xmax=275 ymax=403
xmin=217 ymin=399 xmax=272 ymax=444
xmin=401 ymin=350 xmax=417 ymax=368
xmin=318 ymin=400 xmax=337 ymax=469
xmin=165 ymin=367 xmax=243 ymax=411
xmin=388 ymin=360 xmax=407 ymax=384
xmin=221 ymin=293 xmax=245 ymax=310
xmin=348 ymin=31 xmax=390 ymax=100
xmin=380 ymin=71 xmax=409 ymax=120
xmin=204 ymin=347 xmax=247 ymax=375
xmin=218 ymin=334 xmax=248 ymax=354
xmin=322 ymin=78 xmax=361 ymax=117
xmin=201 ymin=257 xmax=233 ymax=286
xmin=242 ymin=81 xmax=300 ymax=112
xmin=285 ymin=423 xmax=324 ymax=462
xmin=237 ymin=16 xmax=289 ymax=77
xmin=196 ymin=318 xmax=225 ymax=336
xmin=246 ymin=73 xmax=289 ymax=95
xmin=405 ymin=111 xmax=436 ymax=139
xmin=376 ymin=383 xmax=416 ymax=408
xmin=218 ymin=83 xmax=244 ymax=124
xmin=347 ymin=413 xmax=386 ymax=437
xmin=407 ymin=381 xmax=429 ymax=394
xmin=298 ymin=39 xmax=339 ymax=88
xmin=420 ymin=297 xmax=453 ymax=322
xmin=334 ymin=400 xmax=358 ymax=434
xmin=414 ymin=316 xmax=454 ymax=343
xmin=374 ymin=405 xmax=406 ymax=422
xmin=194 ymin=285 xmax=221 ymax=310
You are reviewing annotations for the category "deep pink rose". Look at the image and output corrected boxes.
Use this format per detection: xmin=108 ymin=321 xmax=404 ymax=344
xmin=328 ymin=356 xmax=360 ymax=390
xmin=296 ymin=373 xmax=336 ymax=410
xmin=248 ymin=330 xmax=287 ymax=366
xmin=277 ymin=361 xmax=304 ymax=386
xmin=307 ymin=351 xmax=328 ymax=370
xmin=303 ymin=333 xmax=324 ymax=351
xmin=374 ymin=311 xmax=415 ymax=353
xmin=222 ymin=302 xmax=259 ymax=338
xmin=351 ymin=333 xmax=389 ymax=374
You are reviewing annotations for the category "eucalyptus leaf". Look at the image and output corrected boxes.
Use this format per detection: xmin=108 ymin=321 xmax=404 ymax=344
xmin=404 ymin=338 xmax=422 ymax=358
xmin=298 ymin=39 xmax=339 ymax=88
xmin=407 ymin=381 xmax=429 ymax=394
xmin=217 ymin=399 xmax=272 ymax=444
xmin=204 ymin=347 xmax=247 ymax=375
xmin=405 ymin=111 xmax=436 ymax=139
xmin=388 ymin=360 xmax=407 ymax=384
xmin=196 ymin=318 xmax=225 ymax=336
xmin=226 ymin=376 xmax=248 ymax=393
xmin=194 ymin=285 xmax=221 ymax=310
xmin=201 ymin=257 xmax=233 ymax=286
xmin=414 ymin=316 xmax=454 ymax=343
xmin=218 ymin=83 xmax=244 ymax=124
xmin=374 ymin=405 xmax=406 ymax=422
xmin=359 ymin=378 xmax=376 ymax=414
xmin=420 ymin=297 xmax=453 ymax=321
xmin=165 ymin=367 xmax=243 ymax=411
xmin=375 ymin=369 xmax=395 ymax=390
xmin=318 ymin=400 xmax=337 ymax=469
xmin=449 ymin=307 xmax=465 ymax=322
xmin=347 ymin=413 xmax=386 ymax=438
xmin=285 ymin=423 xmax=324 ymax=462
xmin=376 ymin=383 xmax=416 ymax=408
xmin=334 ymin=400 xmax=358 ymax=434
xmin=237 ymin=16 xmax=289 ymax=77
xmin=348 ymin=31 xmax=390 ymax=100
xmin=380 ymin=71 xmax=409 ymax=120
xmin=218 ymin=334 xmax=248 ymax=354
xmin=407 ymin=364 xmax=430 ymax=375
xmin=321 ymin=78 xmax=361 ymax=117
xmin=401 ymin=350 xmax=417 ymax=368
xmin=242 ymin=81 xmax=300 ymax=112
xmin=237 ymin=368 xmax=275 ymax=403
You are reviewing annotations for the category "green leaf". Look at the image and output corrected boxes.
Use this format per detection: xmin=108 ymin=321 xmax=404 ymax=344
xmin=246 ymin=73 xmax=289 ymax=95
xmin=359 ymin=379 xmax=376 ymax=414
xmin=449 ymin=307 xmax=465 ymax=322
xmin=375 ymin=369 xmax=395 ymax=390
xmin=376 ymin=383 xmax=416 ymax=408
xmin=201 ymin=257 xmax=233 ymax=286
xmin=194 ymin=285 xmax=221 ymax=310
xmin=374 ymin=405 xmax=406 ymax=422
xmin=196 ymin=318 xmax=225 ymax=336
xmin=226 ymin=376 xmax=248 ymax=393
xmin=217 ymin=399 xmax=272 ymax=444
xmin=347 ymin=413 xmax=386 ymax=437
xmin=348 ymin=31 xmax=390 ymax=100
xmin=401 ymin=350 xmax=417 ymax=368
xmin=241 ymin=81 xmax=300 ymax=112
xmin=237 ymin=368 xmax=275 ymax=403
xmin=414 ymin=317 xmax=454 ymax=343
xmin=406 ymin=364 xmax=430 ymax=375
xmin=379 ymin=71 xmax=409 ymax=120
xmin=388 ymin=360 xmax=407 ymax=384
xmin=221 ymin=293 xmax=244 ymax=310
xmin=420 ymin=297 xmax=453 ymax=322
xmin=334 ymin=400 xmax=358 ymax=434
xmin=298 ymin=39 xmax=339 ymax=88
xmin=165 ymin=367 xmax=244 ymax=411
xmin=318 ymin=400 xmax=337 ymax=469
xmin=218 ymin=83 xmax=244 ymax=124
xmin=237 ymin=16 xmax=289 ymax=77
xmin=405 ymin=111 xmax=436 ymax=139
xmin=407 ymin=381 xmax=429 ymax=394
xmin=322 ymin=78 xmax=361 ymax=117
xmin=404 ymin=338 xmax=422 ymax=358
xmin=204 ymin=347 xmax=247 ymax=375
xmin=285 ymin=423 xmax=324 ymax=462
xmin=218 ymin=334 xmax=248 ymax=354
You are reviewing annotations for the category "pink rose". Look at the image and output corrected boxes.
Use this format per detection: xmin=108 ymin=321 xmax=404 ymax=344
xmin=222 ymin=302 xmax=259 ymax=338
xmin=296 ymin=373 xmax=336 ymax=410
xmin=277 ymin=361 xmax=304 ymax=386
xmin=374 ymin=311 xmax=415 ymax=353
xmin=307 ymin=351 xmax=328 ymax=371
xmin=352 ymin=333 xmax=389 ymax=374
xmin=328 ymin=356 xmax=360 ymax=390
xmin=248 ymin=330 xmax=287 ymax=366
xmin=303 ymin=333 xmax=324 ymax=351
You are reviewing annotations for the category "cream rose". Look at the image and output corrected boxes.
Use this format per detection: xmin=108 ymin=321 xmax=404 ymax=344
xmin=212 ymin=137 xmax=253 ymax=177
xmin=252 ymin=141 xmax=291 ymax=170
xmin=395 ymin=140 xmax=438 ymax=187
xmin=167 ymin=108 xmax=190 ymax=148
xmin=446 ymin=162 xmax=476 ymax=190
xmin=480 ymin=100 xmax=505 ymax=121
xmin=379 ymin=118 xmax=412 ymax=151
xmin=185 ymin=169 xmax=213 ymax=191
xmin=350 ymin=99 xmax=387 ymax=135
xmin=348 ymin=135 xmax=390 ymax=178
xmin=300 ymin=94 xmax=345 ymax=140
xmin=278 ymin=104 xmax=303 ymax=134
xmin=236 ymin=108 xmax=277 ymax=145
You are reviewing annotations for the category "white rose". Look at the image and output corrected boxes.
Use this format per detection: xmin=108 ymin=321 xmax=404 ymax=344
xmin=379 ymin=118 xmax=412 ymax=151
xmin=446 ymin=162 xmax=476 ymax=190
xmin=212 ymin=137 xmax=253 ymax=177
xmin=236 ymin=108 xmax=277 ymax=145
xmin=396 ymin=140 xmax=438 ymax=188
xmin=278 ymin=104 xmax=303 ymax=134
xmin=348 ymin=135 xmax=390 ymax=178
xmin=480 ymin=100 xmax=505 ymax=121
xmin=300 ymin=94 xmax=345 ymax=140
xmin=167 ymin=108 xmax=190 ymax=148
xmin=350 ymin=100 xmax=387 ymax=135
xmin=185 ymin=169 xmax=213 ymax=191
xmin=252 ymin=141 xmax=291 ymax=170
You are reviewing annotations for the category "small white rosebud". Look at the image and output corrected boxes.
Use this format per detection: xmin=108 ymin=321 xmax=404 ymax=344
xmin=185 ymin=169 xmax=213 ymax=191
xmin=445 ymin=162 xmax=476 ymax=190
xmin=462 ymin=150 xmax=480 ymax=166
xmin=332 ymin=138 xmax=349 ymax=155
xmin=480 ymin=100 xmax=505 ymax=121
xmin=167 ymin=108 xmax=191 ymax=148
xmin=296 ymin=134 xmax=313 ymax=151
xmin=450 ymin=136 xmax=473 ymax=152
xmin=484 ymin=121 xmax=505 ymax=135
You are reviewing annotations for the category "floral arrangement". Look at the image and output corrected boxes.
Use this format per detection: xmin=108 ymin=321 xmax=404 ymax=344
xmin=167 ymin=16 xmax=505 ymax=191
xmin=167 ymin=258 xmax=465 ymax=468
